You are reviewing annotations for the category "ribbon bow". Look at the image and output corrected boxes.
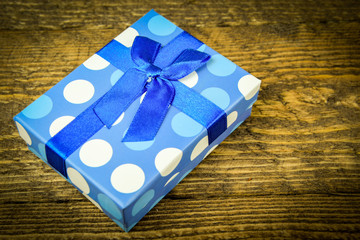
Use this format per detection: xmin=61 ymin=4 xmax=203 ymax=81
xmin=93 ymin=36 xmax=211 ymax=142
xmin=46 ymin=31 xmax=228 ymax=178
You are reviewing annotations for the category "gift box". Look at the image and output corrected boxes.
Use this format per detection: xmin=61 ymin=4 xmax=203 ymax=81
xmin=13 ymin=10 xmax=261 ymax=232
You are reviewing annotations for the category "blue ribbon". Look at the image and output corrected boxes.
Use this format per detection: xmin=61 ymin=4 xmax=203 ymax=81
xmin=46 ymin=31 xmax=227 ymax=178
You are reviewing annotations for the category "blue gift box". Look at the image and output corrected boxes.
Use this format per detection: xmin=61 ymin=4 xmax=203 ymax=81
xmin=13 ymin=10 xmax=261 ymax=232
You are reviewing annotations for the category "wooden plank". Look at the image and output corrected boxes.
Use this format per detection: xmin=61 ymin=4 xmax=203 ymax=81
xmin=0 ymin=0 xmax=359 ymax=239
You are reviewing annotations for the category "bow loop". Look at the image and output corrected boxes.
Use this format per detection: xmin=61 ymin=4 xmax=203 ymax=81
xmin=162 ymin=49 xmax=211 ymax=80
xmin=46 ymin=30 xmax=229 ymax=178
xmin=131 ymin=36 xmax=211 ymax=81
xmin=95 ymin=35 xmax=212 ymax=142
xmin=131 ymin=37 xmax=161 ymax=67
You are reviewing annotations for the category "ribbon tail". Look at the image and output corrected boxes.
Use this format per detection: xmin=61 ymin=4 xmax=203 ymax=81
xmin=93 ymin=68 xmax=148 ymax=128
xmin=123 ymin=78 xmax=175 ymax=142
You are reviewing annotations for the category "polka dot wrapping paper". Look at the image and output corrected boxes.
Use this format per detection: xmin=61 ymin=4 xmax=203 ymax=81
xmin=13 ymin=10 xmax=261 ymax=232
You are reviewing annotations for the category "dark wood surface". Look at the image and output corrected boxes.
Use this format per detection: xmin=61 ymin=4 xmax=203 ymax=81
xmin=1 ymin=0 xmax=360 ymax=239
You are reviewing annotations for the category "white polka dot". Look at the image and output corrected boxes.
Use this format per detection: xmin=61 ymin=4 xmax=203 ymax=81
xmin=111 ymin=164 xmax=145 ymax=194
xmin=63 ymin=80 xmax=95 ymax=104
xmin=112 ymin=112 xmax=125 ymax=126
xmin=191 ymin=136 xmax=208 ymax=161
xmin=83 ymin=54 xmax=110 ymax=70
xmin=49 ymin=116 xmax=75 ymax=137
xmin=178 ymin=71 xmax=198 ymax=88
xmin=114 ymin=27 xmax=139 ymax=48
xmin=227 ymin=111 xmax=238 ymax=128
xmin=80 ymin=139 xmax=113 ymax=167
xmin=67 ymin=167 xmax=90 ymax=194
xmin=139 ymin=92 xmax=146 ymax=104
xmin=84 ymin=194 xmax=102 ymax=211
xmin=238 ymin=74 xmax=261 ymax=100
xmin=155 ymin=148 xmax=182 ymax=177
xmin=15 ymin=121 xmax=32 ymax=145
xmin=164 ymin=172 xmax=179 ymax=186
xmin=204 ymin=144 xmax=218 ymax=159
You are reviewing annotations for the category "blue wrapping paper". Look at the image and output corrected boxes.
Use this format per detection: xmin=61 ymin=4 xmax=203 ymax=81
xmin=14 ymin=10 xmax=261 ymax=232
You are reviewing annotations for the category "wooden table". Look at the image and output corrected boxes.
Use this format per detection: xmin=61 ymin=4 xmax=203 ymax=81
xmin=1 ymin=0 xmax=359 ymax=239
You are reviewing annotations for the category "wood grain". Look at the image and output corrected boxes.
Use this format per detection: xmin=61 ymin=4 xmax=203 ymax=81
xmin=1 ymin=0 xmax=360 ymax=239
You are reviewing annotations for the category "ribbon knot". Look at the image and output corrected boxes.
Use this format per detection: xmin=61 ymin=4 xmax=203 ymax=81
xmin=139 ymin=64 xmax=162 ymax=79
xmin=93 ymin=36 xmax=211 ymax=142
